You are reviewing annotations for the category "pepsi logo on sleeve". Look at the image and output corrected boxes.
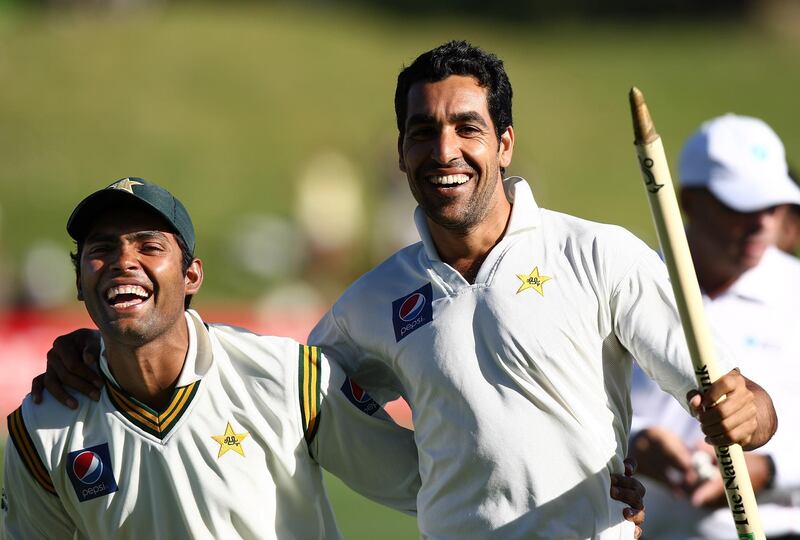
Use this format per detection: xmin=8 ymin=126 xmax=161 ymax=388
xmin=392 ymin=282 xmax=433 ymax=342
xmin=340 ymin=378 xmax=380 ymax=416
xmin=66 ymin=443 xmax=119 ymax=502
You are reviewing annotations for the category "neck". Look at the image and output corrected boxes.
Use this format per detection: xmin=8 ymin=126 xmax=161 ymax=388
xmin=429 ymin=194 xmax=512 ymax=284
xmin=695 ymin=264 xmax=739 ymax=299
xmin=104 ymin=318 xmax=189 ymax=411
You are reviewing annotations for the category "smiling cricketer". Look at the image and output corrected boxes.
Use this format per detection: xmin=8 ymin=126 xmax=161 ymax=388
xmin=1 ymin=178 xmax=419 ymax=539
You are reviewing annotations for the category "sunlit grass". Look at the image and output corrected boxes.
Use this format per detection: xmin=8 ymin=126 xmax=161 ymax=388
xmin=1 ymin=5 xmax=798 ymax=302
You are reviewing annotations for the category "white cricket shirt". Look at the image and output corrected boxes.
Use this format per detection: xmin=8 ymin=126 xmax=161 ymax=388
xmin=310 ymin=177 xmax=716 ymax=540
xmin=2 ymin=310 xmax=419 ymax=539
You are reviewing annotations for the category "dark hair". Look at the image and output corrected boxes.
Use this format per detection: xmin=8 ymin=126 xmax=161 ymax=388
xmin=71 ymin=233 xmax=196 ymax=309
xmin=394 ymin=40 xmax=513 ymax=142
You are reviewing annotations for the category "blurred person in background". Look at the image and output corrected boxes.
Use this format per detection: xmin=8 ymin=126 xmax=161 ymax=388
xmin=776 ymin=168 xmax=800 ymax=255
xmin=3 ymin=178 xmax=421 ymax=539
xmin=630 ymin=114 xmax=800 ymax=540
xmin=295 ymin=150 xmax=368 ymax=302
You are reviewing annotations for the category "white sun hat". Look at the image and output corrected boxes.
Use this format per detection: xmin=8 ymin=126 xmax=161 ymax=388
xmin=679 ymin=113 xmax=800 ymax=212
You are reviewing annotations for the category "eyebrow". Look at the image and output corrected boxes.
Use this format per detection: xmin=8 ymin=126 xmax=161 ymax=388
xmin=405 ymin=111 xmax=489 ymax=129
xmin=84 ymin=230 xmax=170 ymax=244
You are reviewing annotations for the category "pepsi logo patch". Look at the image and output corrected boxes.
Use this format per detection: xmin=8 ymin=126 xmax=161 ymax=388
xmin=392 ymin=282 xmax=433 ymax=342
xmin=340 ymin=377 xmax=380 ymax=416
xmin=66 ymin=443 xmax=118 ymax=502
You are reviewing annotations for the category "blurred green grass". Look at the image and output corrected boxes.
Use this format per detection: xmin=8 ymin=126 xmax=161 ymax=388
xmin=1 ymin=4 xmax=799 ymax=303
xmin=323 ymin=472 xmax=417 ymax=539
xmin=0 ymin=440 xmax=416 ymax=538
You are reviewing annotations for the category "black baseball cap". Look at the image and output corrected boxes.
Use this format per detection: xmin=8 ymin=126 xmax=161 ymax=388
xmin=67 ymin=177 xmax=196 ymax=254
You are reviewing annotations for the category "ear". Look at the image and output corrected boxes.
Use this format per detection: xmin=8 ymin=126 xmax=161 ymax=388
xmin=76 ymin=276 xmax=84 ymax=301
xmin=184 ymin=258 xmax=204 ymax=296
xmin=398 ymin=135 xmax=407 ymax=173
xmin=498 ymin=126 xmax=514 ymax=169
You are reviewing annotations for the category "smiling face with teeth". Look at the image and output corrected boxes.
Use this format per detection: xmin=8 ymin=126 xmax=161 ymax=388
xmin=77 ymin=207 xmax=203 ymax=347
xmin=399 ymin=75 xmax=514 ymax=236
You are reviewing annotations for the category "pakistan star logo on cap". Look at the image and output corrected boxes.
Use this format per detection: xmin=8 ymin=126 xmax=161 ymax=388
xmin=108 ymin=178 xmax=143 ymax=194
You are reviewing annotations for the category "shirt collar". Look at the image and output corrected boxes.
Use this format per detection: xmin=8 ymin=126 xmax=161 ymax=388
xmin=413 ymin=176 xmax=541 ymax=261
xmin=99 ymin=309 xmax=210 ymax=388
xmin=503 ymin=176 xmax=542 ymax=235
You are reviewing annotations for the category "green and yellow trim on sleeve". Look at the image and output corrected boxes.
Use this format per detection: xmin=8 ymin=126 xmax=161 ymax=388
xmin=7 ymin=407 xmax=57 ymax=495
xmin=106 ymin=380 xmax=199 ymax=440
xmin=298 ymin=345 xmax=322 ymax=445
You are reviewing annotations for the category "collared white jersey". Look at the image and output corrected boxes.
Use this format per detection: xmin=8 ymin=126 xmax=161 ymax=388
xmin=310 ymin=177 xmax=721 ymax=540
xmin=631 ymin=246 xmax=800 ymax=539
xmin=2 ymin=310 xmax=419 ymax=540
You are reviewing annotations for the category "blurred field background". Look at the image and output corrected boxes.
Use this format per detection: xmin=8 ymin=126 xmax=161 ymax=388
xmin=1 ymin=0 xmax=800 ymax=537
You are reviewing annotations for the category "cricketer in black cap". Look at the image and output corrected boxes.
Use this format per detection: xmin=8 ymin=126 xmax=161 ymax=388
xmin=67 ymin=177 xmax=203 ymax=345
